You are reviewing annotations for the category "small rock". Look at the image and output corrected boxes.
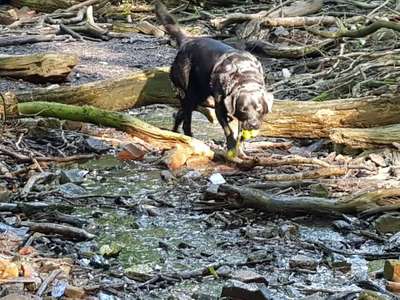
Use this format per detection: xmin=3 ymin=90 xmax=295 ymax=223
xmin=160 ymin=170 xmax=175 ymax=182
xmin=216 ymin=265 xmax=231 ymax=277
xmin=231 ymin=269 xmax=268 ymax=284
xmin=98 ymin=292 xmax=117 ymax=300
xmin=327 ymin=253 xmax=351 ymax=272
xmin=125 ymin=264 xmax=153 ymax=282
xmin=90 ymin=255 xmax=110 ymax=270
xmin=279 ymin=222 xmax=299 ymax=238
xmin=282 ymin=68 xmax=291 ymax=79
xmin=247 ymin=250 xmax=274 ymax=263
xmin=117 ymin=143 xmax=148 ymax=161
xmin=206 ymin=183 xmax=220 ymax=195
xmin=99 ymin=244 xmax=121 ymax=258
xmin=51 ymin=280 xmax=68 ymax=298
xmin=289 ymin=254 xmax=319 ymax=271
xmin=332 ymin=220 xmax=353 ymax=232
xmin=369 ymin=153 xmax=387 ymax=167
xmin=58 ymin=183 xmax=87 ymax=197
xmin=60 ymin=169 xmax=88 ymax=184
xmin=221 ymin=280 xmax=277 ymax=300
xmin=209 ymin=173 xmax=226 ymax=185
xmin=183 ymin=170 xmax=202 ymax=179
xmin=375 ymin=213 xmax=400 ymax=233
xmin=0 ymin=184 xmax=10 ymax=202
xmin=384 ymin=259 xmax=400 ymax=282
xmin=192 ymin=292 xmax=218 ymax=300
xmin=84 ymin=138 xmax=111 ymax=153
xmin=64 ymin=285 xmax=86 ymax=299
xmin=273 ymin=26 xmax=289 ymax=36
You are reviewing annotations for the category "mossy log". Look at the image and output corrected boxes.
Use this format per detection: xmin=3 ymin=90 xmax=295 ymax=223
xmin=0 ymin=53 xmax=78 ymax=83
xmin=330 ymin=124 xmax=400 ymax=149
xmin=9 ymin=0 xmax=78 ymax=13
xmin=14 ymin=67 xmax=400 ymax=141
xmin=221 ymin=184 xmax=400 ymax=215
xmin=17 ymin=101 xmax=213 ymax=159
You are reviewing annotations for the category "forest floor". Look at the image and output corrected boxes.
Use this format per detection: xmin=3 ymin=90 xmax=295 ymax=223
xmin=1 ymin=1 xmax=400 ymax=300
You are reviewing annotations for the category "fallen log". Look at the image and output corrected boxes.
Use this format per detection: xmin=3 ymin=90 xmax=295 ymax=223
xmin=260 ymin=94 xmax=400 ymax=139
xmin=16 ymin=101 xmax=214 ymax=160
xmin=0 ymin=53 xmax=78 ymax=83
xmin=212 ymin=15 xmax=339 ymax=30
xmin=13 ymin=67 xmax=400 ymax=140
xmin=330 ymin=124 xmax=400 ymax=149
xmin=0 ymin=34 xmax=68 ymax=47
xmin=10 ymin=0 xmax=78 ymax=13
xmin=220 ymin=184 xmax=400 ymax=215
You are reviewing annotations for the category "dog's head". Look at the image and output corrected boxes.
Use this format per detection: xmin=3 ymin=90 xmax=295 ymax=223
xmin=225 ymin=86 xmax=273 ymax=130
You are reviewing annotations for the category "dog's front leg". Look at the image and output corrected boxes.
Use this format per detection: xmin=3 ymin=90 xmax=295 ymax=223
xmin=215 ymin=103 xmax=237 ymax=154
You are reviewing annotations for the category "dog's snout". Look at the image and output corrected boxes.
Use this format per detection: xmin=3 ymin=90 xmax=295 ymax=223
xmin=244 ymin=119 xmax=260 ymax=130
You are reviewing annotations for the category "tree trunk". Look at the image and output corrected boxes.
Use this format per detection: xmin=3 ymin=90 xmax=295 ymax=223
xmin=14 ymin=67 xmax=400 ymax=140
xmin=0 ymin=53 xmax=78 ymax=83
xmin=330 ymin=124 xmax=400 ymax=149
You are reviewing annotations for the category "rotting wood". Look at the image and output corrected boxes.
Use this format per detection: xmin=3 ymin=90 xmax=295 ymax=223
xmin=330 ymin=124 xmax=400 ymax=149
xmin=0 ymin=53 xmax=78 ymax=83
xmin=220 ymin=184 xmax=400 ymax=215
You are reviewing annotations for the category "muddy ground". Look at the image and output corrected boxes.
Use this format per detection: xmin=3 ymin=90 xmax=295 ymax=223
xmin=1 ymin=32 xmax=400 ymax=300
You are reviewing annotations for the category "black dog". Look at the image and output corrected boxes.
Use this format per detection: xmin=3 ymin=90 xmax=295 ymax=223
xmin=154 ymin=1 xmax=273 ymax=154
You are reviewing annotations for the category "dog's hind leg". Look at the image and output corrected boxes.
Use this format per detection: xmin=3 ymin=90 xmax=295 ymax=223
xmin=172 ymin=109 xmax=184 ymax=132
xmin=182 ymin=100 xmax=195 ymax=137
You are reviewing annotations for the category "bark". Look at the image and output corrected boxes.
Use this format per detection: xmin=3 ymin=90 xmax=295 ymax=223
xmin=245 ymin=39 xmax=335 ymax=59
xmin=260 ymin=94 xmax=400 ymax=139
xmin=16 ymin=67 xmax=175 ymax=111
xmin=16 ymin=101 xmax=214 ymax=159
xmin=0 ymin=34 xmax=68 ymax=47
xmin=308 ymin=20 xmax=400 ymax=39
xmin=10 ymin=0 xmax=78 ymax=13
xmin=13 ymin=67 xmax=400 ymax=140
xmin=0 ymin=53 xmax=78 ymax=83
xmin=268 ymin=0 xmax=323 ymax=17
xmin=212 ymin=15 xmax=339 ymax=30
xmin=220 ymin=184 xmax=400 ymax=215
xmin=330 ymin=124 xmax=400 ymax=149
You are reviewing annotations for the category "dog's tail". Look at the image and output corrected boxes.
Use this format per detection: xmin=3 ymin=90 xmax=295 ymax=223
xmin=154 ymin=1 xmax=187 ymax=47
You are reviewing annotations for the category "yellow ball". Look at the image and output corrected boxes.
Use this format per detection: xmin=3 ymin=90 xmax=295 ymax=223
xmin=226 ymin=148 xmax=237 ymax=159
xmin=241 ymin=130 xmax=252 ymax=140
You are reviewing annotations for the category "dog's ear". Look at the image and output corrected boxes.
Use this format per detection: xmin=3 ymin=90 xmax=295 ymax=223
xmin=224 ymin=95 xmax=236 ymax=117
xmin=262 ymin=92 xmax=274 ymax=113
